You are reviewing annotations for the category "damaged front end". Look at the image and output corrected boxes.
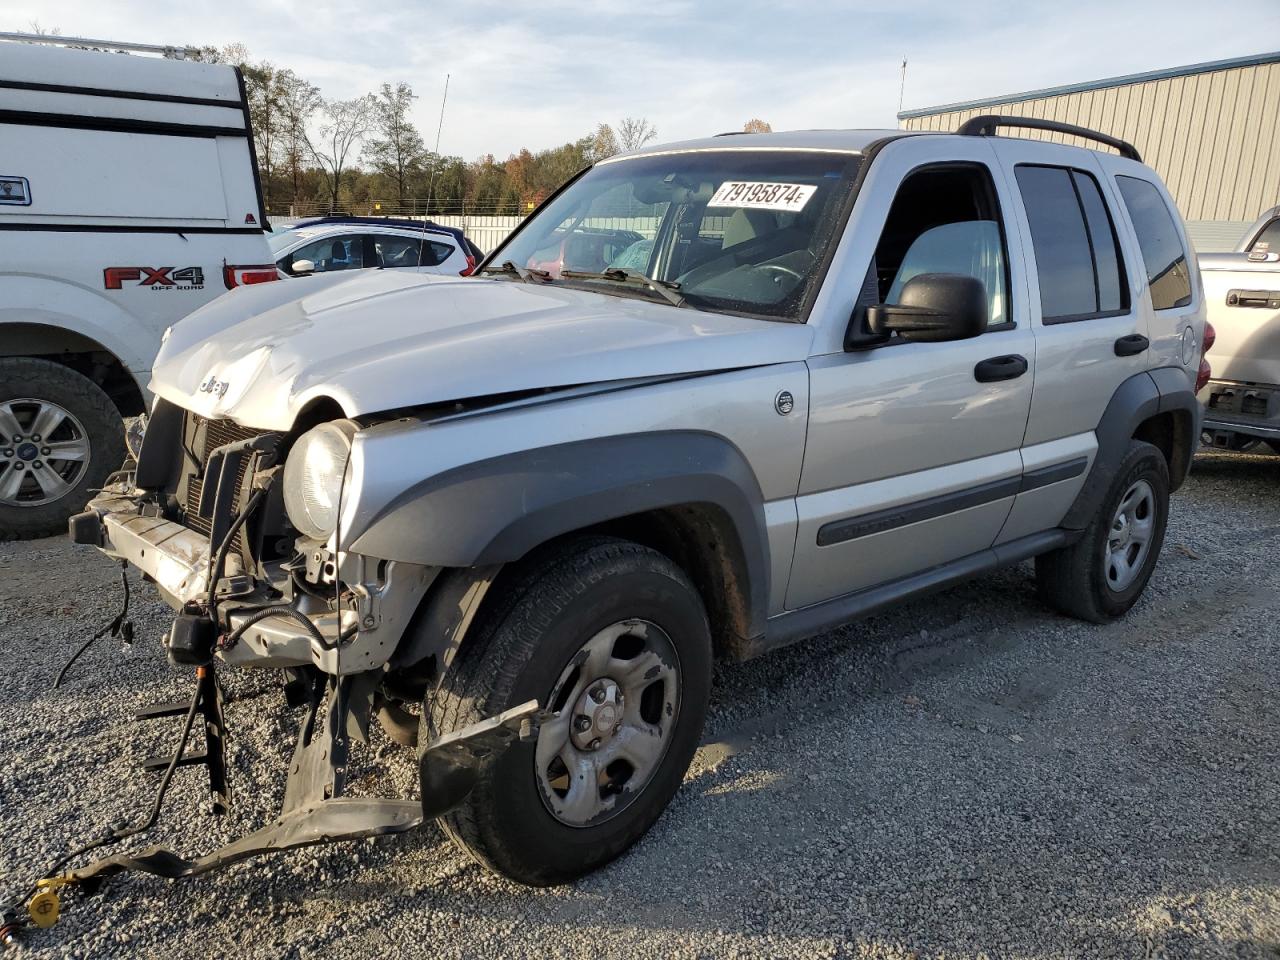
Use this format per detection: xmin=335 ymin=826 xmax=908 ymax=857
xmin=53 ymin=400 xmax=542 ymax=900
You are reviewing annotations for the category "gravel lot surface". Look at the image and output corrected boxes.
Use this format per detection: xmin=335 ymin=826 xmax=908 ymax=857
xmin=1 ymin=448 xmax=1277 ymax=959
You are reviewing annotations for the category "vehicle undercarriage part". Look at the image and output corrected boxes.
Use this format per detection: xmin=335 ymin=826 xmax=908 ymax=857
xmin=0 ymin=655 xmax=544 ymax=944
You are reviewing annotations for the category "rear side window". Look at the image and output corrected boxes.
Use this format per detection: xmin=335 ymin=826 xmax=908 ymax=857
xmin=1115 ymin=176 xmax=1193 ymax=310
xmin=1015 ymin=165 xmax=1128 ymax=322
xmin=374 ymin=234 xmax=454 ymax=268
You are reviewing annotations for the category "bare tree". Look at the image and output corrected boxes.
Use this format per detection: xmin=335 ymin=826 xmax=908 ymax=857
xmin=307 ymin=95 xmax=375 ymax=213
xmin=617 ymin=117 xmax=658 ymax=151
xmin=743 ymin=118 xmax=773 ymax=133
xmin=363 ymin=82 xmax=426 ymax=205
xmin=277 ymin=71 xmax=321 ymax=204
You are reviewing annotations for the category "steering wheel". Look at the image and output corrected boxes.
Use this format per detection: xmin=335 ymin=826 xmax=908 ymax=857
xmin=757 ymin=263 xmax=804 ymax=282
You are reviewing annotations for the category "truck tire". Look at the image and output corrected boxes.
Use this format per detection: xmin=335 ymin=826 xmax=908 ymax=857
xmin=0 ymin=358 xmax=126 ymax=541
xmin=1035 ymin=439 xmax=1170 ymax=623
xmin=426 ymin=536 xmax=712 ymax=886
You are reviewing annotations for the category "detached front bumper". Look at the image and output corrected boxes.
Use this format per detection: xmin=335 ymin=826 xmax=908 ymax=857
xmin=70 ymin=484 xmax=416 ymax=675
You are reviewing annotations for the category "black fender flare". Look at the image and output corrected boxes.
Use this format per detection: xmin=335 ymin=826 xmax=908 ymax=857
xmin=350 ymin=430 xmax=771 ymax=637
xmin=1061 ymin=368 xmax=1201 ymax=530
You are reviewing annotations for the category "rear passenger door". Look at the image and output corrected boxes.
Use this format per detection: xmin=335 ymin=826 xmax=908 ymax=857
xmin=990 ymin=142 xmax=1148 ymax=543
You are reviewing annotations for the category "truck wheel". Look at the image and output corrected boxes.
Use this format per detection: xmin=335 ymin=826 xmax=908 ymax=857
xmin=1035 ymin=439 xmax=1170 ymax=623
xmin=426 ymin=536 xmax=712 ymax=885
xmin=0 ymin=358 xmax=126 ymax=541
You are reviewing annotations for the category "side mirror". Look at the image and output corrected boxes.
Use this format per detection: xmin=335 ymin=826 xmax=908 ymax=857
xmin=291 ymin=258 xmax=316 ymax=275
xmin=864 ymin=274 xmax=988 ymax=344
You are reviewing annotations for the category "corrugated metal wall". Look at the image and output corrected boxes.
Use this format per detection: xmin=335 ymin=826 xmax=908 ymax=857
xmin=900 ymin=59 xmax=1280 ymax=225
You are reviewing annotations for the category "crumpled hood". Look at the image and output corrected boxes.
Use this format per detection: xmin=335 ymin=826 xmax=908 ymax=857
xmin=152 ymin=270 xmax=814 ymax=430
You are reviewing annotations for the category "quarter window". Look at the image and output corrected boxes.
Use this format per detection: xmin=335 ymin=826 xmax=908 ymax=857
xmin=1115 ymin=176 xmax=1193 ymax=311
xmin=1015 ymin=165 xmax=1128 ymax=322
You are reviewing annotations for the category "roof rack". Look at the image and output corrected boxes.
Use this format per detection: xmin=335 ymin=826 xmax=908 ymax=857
xmin=0 ymin=31 xmax=197 ymax=59
xmin=956 ymin=114 xmax=1142 ymax=162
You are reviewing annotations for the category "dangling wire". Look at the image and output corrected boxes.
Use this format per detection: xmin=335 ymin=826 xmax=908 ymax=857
xmin=53 ymin=563 xmax=131 ymax=689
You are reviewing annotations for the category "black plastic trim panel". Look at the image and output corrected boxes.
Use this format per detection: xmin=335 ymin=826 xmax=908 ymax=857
xmin=0 ymin=224 xmax=264 ymax=234
xmin=0 ymin=78 xmax=236 ymax=108
xmin=817 ymin=475 xmax=1021 ymax=547
xmin=0 ymin=108 xmax=247 ymax=138
xmin=1020 ymin=456 xmax=1088 ymax=492
xmin=761 ymin=528 xmax=1075 ymax=655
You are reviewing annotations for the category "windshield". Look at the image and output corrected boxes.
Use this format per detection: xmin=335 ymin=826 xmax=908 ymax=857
xmin=487 ymin=149 xmax=861 ymax=321
xmin=268 ymin=229 xmax=306 ymax=254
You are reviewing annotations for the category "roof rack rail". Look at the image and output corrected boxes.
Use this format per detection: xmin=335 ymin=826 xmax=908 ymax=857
xmin=956 ymin=114 xmax=1141 ymax=162
xmin=0 ymin=31 xmax=197 ymax=59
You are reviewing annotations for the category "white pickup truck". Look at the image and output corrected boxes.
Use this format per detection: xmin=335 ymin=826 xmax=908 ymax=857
xmin=0 ymin=36 xmax=276 ymax=539
xmin=1199 ymin=205 xmax=1280 ymax=453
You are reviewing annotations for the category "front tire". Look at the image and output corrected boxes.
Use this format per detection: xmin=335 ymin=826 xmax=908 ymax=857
xmin=426 ymin=536 xmax=712 ymax=886
xmin=1035 ymin=439 xmax=1170 ymax=623
xmin=0 ymin=358 xmax=126 ymax=541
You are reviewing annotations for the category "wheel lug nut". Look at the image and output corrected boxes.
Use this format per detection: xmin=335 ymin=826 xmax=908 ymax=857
xmin=1 ymin=449 xmax=10 ymax=458
xmin=32 ymin=461 xmax=42 ymax=469
xmin=590 ymin=686 xmax=606 ymax=703
xmin=41 ymin=447 xmax=50 ymax=456
xmin=31 ymin=434 xmax=40 ymax=442
xmin=575 ymin=716 xmax=592 ymax=732
xmin=588 ymin=738 xmax=601 ymax=750
xmin=14 ymin=462 xmax=24 ymax=471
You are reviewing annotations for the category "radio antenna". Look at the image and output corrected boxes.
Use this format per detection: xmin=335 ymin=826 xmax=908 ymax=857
xmin=417 ymin=72 xmax=453 ymax=268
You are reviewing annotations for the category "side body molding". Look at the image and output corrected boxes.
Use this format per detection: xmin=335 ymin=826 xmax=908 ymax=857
xmin=350 ymin=431 xmax=772 ymax=638
xmin=1061 ymin=367 xmax=1200 ymax=530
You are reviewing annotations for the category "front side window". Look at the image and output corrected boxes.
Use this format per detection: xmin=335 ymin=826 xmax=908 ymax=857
xmin=279 ymin=234 xmax=366 ymax=275
xmin=1115 ymin=176 xmax=1192 ymax=311
xmin=1015 ymin=165 xmax=1128 ymax=322
xmin=486 ymin=150 xmax=861 ymax=321
xmin=866 ymin=163 xmax=1010 ymax=330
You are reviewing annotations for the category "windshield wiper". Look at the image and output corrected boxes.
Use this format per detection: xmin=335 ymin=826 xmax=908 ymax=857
xmin=560 ymin=268 xmax=687 ymax=308
xmin=477 ymin=260 xmax=552 ymax=283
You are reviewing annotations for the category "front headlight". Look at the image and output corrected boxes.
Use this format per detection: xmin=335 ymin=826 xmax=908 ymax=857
xmin=283 ymin=421 xmax=356 ymax=540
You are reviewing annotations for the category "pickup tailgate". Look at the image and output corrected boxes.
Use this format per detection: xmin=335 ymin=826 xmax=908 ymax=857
xmin=1200 ymin=258 xmax=1280 ymax=385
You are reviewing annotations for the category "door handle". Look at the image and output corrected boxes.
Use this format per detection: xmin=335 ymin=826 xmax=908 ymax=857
xmin=974 ymin=354 xmax=1028 ymax=382
xmin=1114 ymin=333 xmax=1150 ymax=357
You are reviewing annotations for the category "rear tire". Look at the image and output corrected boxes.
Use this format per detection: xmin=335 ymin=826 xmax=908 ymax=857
xmin=425 ymin=536 xmax=712 ymax=886
xmin=1035 ymin=440 xmax=1169 ymax=623
xmin=0 ymin=358 xmax=126 ymax=541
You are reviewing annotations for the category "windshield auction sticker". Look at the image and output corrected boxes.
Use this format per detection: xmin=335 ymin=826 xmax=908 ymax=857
xmin=708 ymin=181 xmax=817 ymax=212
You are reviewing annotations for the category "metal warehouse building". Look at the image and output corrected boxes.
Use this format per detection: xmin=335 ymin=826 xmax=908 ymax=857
xmin=898 ymin=51 xmax=1280 ymax=251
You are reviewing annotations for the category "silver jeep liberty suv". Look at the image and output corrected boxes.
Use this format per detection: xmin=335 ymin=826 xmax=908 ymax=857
xmin=68 ymin=116 xmax=1205 ymax=890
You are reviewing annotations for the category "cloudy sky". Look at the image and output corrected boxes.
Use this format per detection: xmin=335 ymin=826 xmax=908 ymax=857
xmin=4 ymin=0 xmax=1278 ymax=160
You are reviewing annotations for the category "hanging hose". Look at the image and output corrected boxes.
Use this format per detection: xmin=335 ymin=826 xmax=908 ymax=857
xmin=0 ymin=673 xmax=203 ymax=940
xmin=205 ymin=485 xmax=269 ymax=629
xmin=53 ymin=563 xmax=131 ymax=689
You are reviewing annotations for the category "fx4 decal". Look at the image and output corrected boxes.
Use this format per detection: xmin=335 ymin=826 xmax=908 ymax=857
xmin=104 ymin=267 xmax=205 ymax=291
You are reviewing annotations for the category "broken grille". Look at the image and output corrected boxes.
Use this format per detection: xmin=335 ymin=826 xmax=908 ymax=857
xmin=182 ymin=415 xmax=268 ymax=550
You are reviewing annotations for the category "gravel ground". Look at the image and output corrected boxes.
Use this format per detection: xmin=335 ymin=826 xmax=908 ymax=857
xmin=1 ymin=448 xmax=1277 ymax=959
